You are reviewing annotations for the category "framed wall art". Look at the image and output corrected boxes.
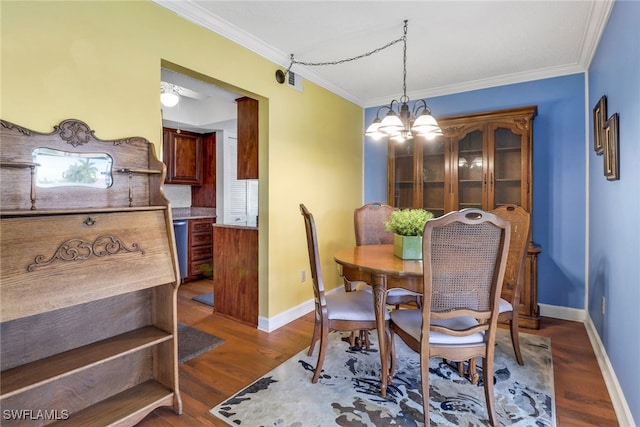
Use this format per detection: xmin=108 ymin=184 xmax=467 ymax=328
xmin=603 ymin=112 xmax=619 ymax=181
xmin=593 ymin=95 xmax=607 ymax=155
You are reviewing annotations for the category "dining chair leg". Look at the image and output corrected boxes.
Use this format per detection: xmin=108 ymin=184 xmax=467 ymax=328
xmin=483 ymin=355 xmax=498 ymax=427
xmin=312 ymin=326 xmax=329 ymax=383
xmin=468 ymin=357 xmax=480 ymax=385
xmin=420 ymin=354 xmax=430 ymax=425
xmin=510 ymin=316 xmax=524 ymax=365
xmin=307 ymin=313 xmax=320 ymax=357
xmin=387 ymin=327 xmax=397 ymax=380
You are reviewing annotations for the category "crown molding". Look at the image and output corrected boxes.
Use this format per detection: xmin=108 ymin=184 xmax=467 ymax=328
xmin=153 ymin=0 xmax=364 ymax=105
xmin=154 ymin=0 xmax=613 ymax=109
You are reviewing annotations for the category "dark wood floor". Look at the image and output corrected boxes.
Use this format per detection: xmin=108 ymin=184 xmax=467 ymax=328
xmin=139 ymin=279 xmax=619 ymax=426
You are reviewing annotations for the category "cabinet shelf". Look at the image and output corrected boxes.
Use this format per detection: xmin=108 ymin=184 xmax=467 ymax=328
xmin=1 ymin=326 xmax=172 ymax=398
xmin=49 ymin=380 xmax=174 ymax=427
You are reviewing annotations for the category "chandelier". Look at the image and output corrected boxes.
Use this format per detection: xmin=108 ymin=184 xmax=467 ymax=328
xmin=365 ymin=21 xmax=442 ymax=142
xmin=275 ymin=20 xmax=441 ymax=143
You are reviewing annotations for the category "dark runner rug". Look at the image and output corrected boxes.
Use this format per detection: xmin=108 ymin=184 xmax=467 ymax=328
xmin=211 ymin=329 xmax=554 ymax=426
xmin=177 ymin=322 xmax=224 ymax=364
xmin=192 ymin=292 xmax=214 ymax=307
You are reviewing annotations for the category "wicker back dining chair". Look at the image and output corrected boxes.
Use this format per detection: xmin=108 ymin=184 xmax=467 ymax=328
xmin=387 ymin=208 xmax=511 ymax=426
xmin=345 ymin=202 xmax=422 ymax=308
xmin=300 ymin=204 xmax=390 ymax=383
xmin=491 ymin=204 xmax=531 ymax=365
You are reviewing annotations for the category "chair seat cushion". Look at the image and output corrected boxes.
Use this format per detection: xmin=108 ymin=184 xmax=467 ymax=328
xmin=326 ymin=290 xmax=390 ymax=321
xmin=390 ymin=309 xmax=484 ymax=345
xmin=499 ymin=297 xmax=513 ymax=313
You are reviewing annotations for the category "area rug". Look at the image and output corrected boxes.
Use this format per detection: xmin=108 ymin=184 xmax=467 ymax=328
xmin=177 ymin=322 xmax=224 ymax=364
xmin=192 ymin=292 xmax=214 ymax=307
xmin=211 ymin=329 xmax=554 ymax=426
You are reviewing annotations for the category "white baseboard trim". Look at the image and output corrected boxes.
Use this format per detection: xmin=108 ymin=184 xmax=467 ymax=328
xmin=538 ymin=303 xmax=585 ymax=322
xmin=257 ymin=286 xmax=346 ymax=333
xmin=584 ymin=315 xmax=635 ymax=427
xmin=258 ymin=300 xmax=314 ymax=332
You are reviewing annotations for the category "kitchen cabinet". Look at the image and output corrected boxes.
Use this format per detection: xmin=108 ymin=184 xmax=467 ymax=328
xmin=236 ymin=97 xmax=258 ymax=179
xmin=163 ymin=127 xmax=203 ymax=185
xmin=213 ymin=225 xmax=258 ymax=326
xmin=191 ymin=132 xmax=216 ymax=207
xmin=387 ymin=105 xmax=540 ymax=328
xmin=186 ymin=217 xmax=215 ymax=281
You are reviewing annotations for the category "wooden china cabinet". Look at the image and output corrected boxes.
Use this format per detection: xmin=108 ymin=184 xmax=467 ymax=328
xmin=388 ymin=105 xmax=541 ymax=328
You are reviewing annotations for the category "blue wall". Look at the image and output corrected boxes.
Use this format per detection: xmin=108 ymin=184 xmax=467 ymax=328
xmin=365 ymin=74 xmax=587 ymax=310
xmin=588 ymin=1 xmax=639 ymax=423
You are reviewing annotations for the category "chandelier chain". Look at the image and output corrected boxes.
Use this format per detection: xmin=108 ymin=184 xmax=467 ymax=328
xmin=402 ymin=20 xmax=408 ymax=103
xmin=286 ymin=22 xmax=407 ymax=73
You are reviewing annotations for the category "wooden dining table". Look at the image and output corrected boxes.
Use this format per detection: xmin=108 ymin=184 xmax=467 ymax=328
xmin=334 ymin=244 xmax=423 ymax=397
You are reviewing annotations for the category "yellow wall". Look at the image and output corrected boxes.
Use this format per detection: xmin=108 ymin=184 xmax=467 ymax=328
xmin=1 ymin=1 xmax=363 ymax=320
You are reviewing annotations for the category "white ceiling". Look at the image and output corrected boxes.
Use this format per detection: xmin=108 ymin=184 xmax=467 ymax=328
xmin=155 ymin=0 xmax=614 ymax=108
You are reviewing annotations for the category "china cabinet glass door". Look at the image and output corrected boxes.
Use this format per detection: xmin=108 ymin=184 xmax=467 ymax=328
xmin=421 ymin=139 xmax=446 ymax=217
xmin=391 ymin=141 xmax=415 ymax=208
xmin=455 ymin=129 xmax=485 ymax=210
xmin=490 ymin=125 xmax=525 ymax=208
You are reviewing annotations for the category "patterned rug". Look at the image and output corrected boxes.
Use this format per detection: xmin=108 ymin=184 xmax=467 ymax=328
xmin=211 ymin=328 xmax=555 ymax=426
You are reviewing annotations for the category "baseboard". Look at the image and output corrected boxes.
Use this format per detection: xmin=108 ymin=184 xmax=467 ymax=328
xmin=538 ymin=303 xmax=585 ymax=322
xmin=258 ymin=300 xmax=313 ymax=332
xmin=257 ymin=286 xmax=346 ymax=333
xmin=584 ymin=315 xmax=635 ymax=427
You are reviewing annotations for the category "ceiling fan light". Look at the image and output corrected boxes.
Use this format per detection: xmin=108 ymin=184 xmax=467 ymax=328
xmin=161 ymin=91 xmax=180 ymax=108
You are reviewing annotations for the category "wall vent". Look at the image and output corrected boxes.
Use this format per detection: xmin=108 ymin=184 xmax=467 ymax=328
xmin=287 ymin=71 xmax=303 ymax=92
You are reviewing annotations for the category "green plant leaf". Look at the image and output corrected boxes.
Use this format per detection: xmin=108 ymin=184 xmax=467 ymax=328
xmin=384 ymin=209 xmax=434 ymax=236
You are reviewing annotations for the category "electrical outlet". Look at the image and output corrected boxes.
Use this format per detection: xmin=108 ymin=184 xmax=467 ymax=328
xmin=300 ymin=269 xmax=306 ymax=283
xmin=601 ymin=296 xmax=606 ymax=315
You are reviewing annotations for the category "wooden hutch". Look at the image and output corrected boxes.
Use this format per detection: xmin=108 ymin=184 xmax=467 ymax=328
xmin=388 ymin=105 xmax=541 ymax=328
xmin=0 ymin=119 xmax=182 ymax=425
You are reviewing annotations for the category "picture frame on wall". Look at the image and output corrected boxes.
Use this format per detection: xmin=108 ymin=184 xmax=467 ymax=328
xmin=593 ymin=95 xmax=607 ymax=155
xmin=603 ymin=113 xmax=620 ymax=181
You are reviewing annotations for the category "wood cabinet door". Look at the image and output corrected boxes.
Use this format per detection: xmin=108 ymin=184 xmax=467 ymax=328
xmin=388 ymin=139 xmax=419 ymax=208
xmin=163 ymin=128 xmax=203 ymax=185
xmin=448 ymin=124 xmax=488 ymax=212
xmin=421 ymin=138 xmax=447 ymax=217
xmin=236 ymin=97 xmax=259 ymax=179
xmin=487 ymin=121 xmax=531 ymax=211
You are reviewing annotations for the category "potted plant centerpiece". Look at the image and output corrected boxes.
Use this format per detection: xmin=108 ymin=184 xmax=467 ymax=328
xmin=384 ymin=208 xmax=434 ymax=259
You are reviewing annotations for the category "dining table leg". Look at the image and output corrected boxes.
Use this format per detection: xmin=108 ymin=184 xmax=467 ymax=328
xmin=370 ymin=273 xmax=390 ymax=397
